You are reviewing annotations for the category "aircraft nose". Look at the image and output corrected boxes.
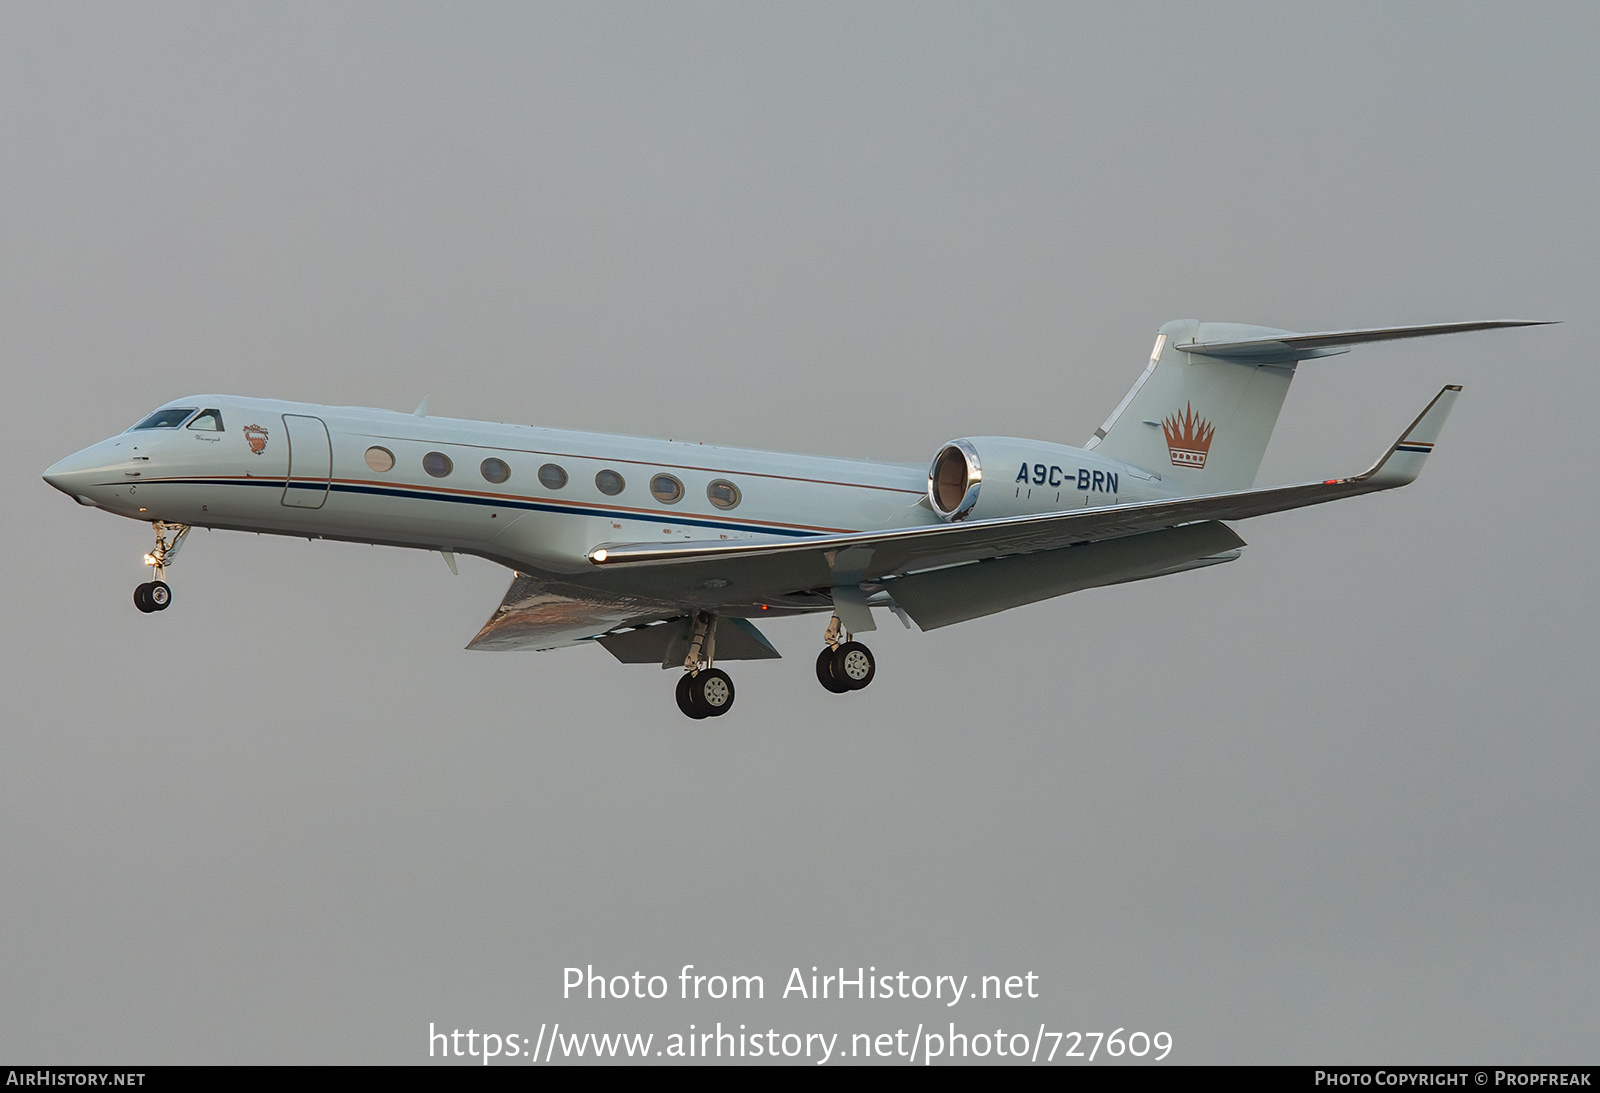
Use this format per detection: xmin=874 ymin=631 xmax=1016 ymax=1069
xmin=43 ymin=441 xmax=124 ymax=505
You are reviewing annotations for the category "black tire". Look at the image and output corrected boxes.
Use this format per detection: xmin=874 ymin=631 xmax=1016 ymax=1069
xmin=832 ymin=641 xmax=876 ymax=690
xmin=147 ymin=580 xmax=172 ymax=611
xmin=676 ymin=674 xmax=708 ymax=719
xmin=816 ymin=647 xmax=850 ymax=693
xmin=691 ymin=668 xmax=735 ymax=717
xmin=133 ymin=583 xmax=155 ymax=613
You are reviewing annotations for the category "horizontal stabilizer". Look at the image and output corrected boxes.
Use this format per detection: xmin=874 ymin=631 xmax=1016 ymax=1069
xmin=1176 ymin=320 xmax=1551 ymax=364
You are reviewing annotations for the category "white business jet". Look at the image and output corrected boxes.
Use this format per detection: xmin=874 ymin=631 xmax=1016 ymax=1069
xmin=43 ymin=319 xmax=1543 ymax=718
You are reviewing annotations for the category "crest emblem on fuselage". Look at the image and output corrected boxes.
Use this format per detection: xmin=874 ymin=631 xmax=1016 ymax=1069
xmin=1162 ymin=403 xmax=1215 ymax=469
xmin=243 ymin=424 xmax=269 ymax=455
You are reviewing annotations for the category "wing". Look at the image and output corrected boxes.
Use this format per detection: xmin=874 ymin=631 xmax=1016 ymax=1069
xmin=584 ymin=386 xmax=1462 ymax=629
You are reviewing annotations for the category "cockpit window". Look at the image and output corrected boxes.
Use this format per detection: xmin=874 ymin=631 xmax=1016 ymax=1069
xmin=186 ymin=409 xmax=224 ymax=431
xmin=131 ymin=408 xmax=197 ymax=430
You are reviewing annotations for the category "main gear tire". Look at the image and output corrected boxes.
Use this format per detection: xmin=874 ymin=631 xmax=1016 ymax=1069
xmin=816 ymin=647 xmax=850 ymax=693
xmin=676 ymin=674 xmax=709 ymax=719
xmin=691 ymin=668 xmax=735 ymax=717
xmin=832 ymin=641 xmax=876 ymax=691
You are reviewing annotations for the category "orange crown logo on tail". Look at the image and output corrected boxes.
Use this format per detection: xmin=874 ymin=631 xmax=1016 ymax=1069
xmin=1162 ymin=403 xmax=1215 ymax=469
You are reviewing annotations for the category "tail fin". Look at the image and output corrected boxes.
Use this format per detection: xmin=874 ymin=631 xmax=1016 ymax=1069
xmin=1085 ymin=319 xmax=1549 ymax=494
xmin=1084 ymin=320 xmax=1300 ymax=494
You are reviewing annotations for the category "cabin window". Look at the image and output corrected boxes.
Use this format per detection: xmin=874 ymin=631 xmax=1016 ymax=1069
xmin=186 ymin=409 xmax=224 ymax=431
xmin=538 ymin=463 xmax=568 ymax=490
xmin=595 ymin=469 xmax=625 ymax=496
xmin=707 ymin=479 xmax=741 ymax=510
xmin=364 ymin=446 xmax=395 ymax=473
xmin=423 ymin=451 xmax=453 ymax=478
xmin=480 ymin=457 xmax=511 ymax=484
xmin=650 ymin=473 xmax=684 ymax=504
xmin=131 ymin=408 xmax=196 ymax=430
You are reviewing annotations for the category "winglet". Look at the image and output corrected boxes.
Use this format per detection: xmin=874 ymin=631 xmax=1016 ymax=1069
xmin=1357 ymin=385 xmax=1462 ymax=488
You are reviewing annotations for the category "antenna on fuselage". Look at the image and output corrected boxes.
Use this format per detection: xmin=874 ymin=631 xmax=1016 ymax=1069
xmin=413 ymin=396 xmax=430 ymax=417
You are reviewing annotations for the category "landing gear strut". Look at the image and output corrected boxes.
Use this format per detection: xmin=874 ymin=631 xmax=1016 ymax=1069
xmin=133 ymin=521 xmax=189 ymax=614
xmin=675 ymin=611 xmax=736 ymax=719
xmin=815 ymin=614 xmax=876 ymax=693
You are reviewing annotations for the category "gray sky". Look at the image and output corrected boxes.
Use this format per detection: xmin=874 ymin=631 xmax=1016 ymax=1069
xmin=3 ymin=2 xmax=1596 ymax=1064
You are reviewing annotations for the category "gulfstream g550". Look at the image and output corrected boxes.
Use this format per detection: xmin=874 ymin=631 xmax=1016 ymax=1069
xmin=43 ymin=320 xmax=1543 ymax=718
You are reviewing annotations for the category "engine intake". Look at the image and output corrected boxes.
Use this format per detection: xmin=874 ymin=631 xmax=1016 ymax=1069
xmin=928 ymin=440 xmax=981 ymax=521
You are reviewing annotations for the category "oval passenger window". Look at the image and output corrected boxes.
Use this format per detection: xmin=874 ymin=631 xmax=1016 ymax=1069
xmin=650 ymin=474 xmax=684 ymax=504
xmin=707 ymin=479 xmax=741 ymax=510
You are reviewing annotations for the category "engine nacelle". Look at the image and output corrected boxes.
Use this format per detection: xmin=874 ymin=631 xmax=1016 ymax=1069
xmin=927 ymin=436 xmax=1154 ymax=522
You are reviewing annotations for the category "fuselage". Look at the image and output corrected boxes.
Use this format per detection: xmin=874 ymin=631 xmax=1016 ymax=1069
xmin=43 ymin=394 xmax=1166 ymax=602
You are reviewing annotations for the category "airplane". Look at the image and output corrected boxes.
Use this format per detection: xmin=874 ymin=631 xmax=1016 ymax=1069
xmin=42 ymin=319 xmax=1546 ymax=718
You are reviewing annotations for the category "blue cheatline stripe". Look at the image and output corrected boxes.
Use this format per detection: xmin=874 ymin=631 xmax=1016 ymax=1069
xmin=136 ymin=476 xmax=828 ymax=538
xmin=1394 ymin=444 xmax=1434 ymax=453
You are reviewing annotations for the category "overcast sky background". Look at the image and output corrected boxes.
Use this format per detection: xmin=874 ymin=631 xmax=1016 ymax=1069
xmin=3 ymin=2 xmax=1596 ymax=1065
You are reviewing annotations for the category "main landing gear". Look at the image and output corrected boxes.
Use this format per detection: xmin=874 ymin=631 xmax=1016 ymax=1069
xmin=133 ymin=521 xmax=189 ymax=614
xmin=675 ymin=611 xmax=736 ymax=719
xmin=815 ymin=614 xmax=876 ymax=694
xmin=670 ymin=611 xmax=879 ymax=718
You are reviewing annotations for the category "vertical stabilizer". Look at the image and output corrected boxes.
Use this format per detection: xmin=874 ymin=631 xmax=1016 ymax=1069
xmin=1085 ymin=320 xmax=1305 ymax=494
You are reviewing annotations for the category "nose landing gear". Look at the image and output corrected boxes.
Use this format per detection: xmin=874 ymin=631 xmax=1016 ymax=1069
xmin=815 ymin=614 xmax=876 ymax=693
xmin=133 ymin=521 xmax=189 ymax=613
